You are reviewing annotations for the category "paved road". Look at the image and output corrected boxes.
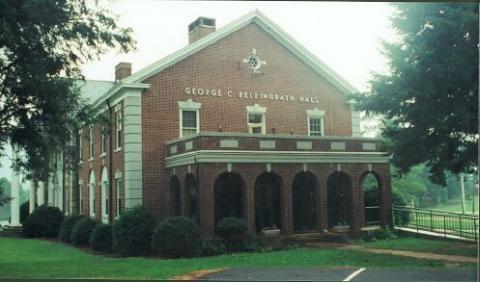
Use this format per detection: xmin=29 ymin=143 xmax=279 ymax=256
xmin=202 ymin=267 xmax=478 ymax=281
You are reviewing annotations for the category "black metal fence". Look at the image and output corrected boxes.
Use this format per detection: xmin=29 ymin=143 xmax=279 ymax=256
xmin=393 ymin=206 xmax=479 ymax=241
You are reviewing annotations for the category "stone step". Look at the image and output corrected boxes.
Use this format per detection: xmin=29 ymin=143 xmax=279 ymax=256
xmin=0 ymin=226 xmax=23 ymax=238
xmin=288 ymin=231 xmax=366 ymax=243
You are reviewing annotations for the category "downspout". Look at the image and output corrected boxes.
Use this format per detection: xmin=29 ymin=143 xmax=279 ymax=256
xmin=106 ymin=99 xmax=114 ymax=224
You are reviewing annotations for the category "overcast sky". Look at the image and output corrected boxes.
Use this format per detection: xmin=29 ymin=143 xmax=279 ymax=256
xmin=0 ymin=1 xmax=396 ymax=179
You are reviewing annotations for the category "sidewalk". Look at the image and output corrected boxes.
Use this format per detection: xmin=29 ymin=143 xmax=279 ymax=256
xmin=305 ymin=242 xmax=478 ymax=264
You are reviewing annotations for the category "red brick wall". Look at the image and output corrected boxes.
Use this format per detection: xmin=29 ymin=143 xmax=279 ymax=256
xmin=168 ymin=162 xmax=391 ymax=236
xmin=78 ymin=101 xmax=124 ymax=222
xmin=142 ymin=23 xmax=354 ymax=218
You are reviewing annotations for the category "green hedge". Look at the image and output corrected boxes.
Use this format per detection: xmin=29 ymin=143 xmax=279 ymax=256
xmin=90 ymin=224 xmax=113 ymax=252
xmin=59 ymin=215 xmax=84 ymax=243
xmin=71 ymin=218 xmax=98 ymax=246
xmin=112 ymin=206 xmax=157 ymax=256
xmin=151 ymin=216 xmax=201 ymax=258
xmin=22 ymin=205 xmax=64 ymax=238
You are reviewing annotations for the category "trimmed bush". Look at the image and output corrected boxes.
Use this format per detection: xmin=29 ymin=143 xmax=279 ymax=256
xmin=59 ymin=215 xmax=84 ymax=243
xmin=22 ymin=205 xmax=64 ymax=238
xmin=151 ymin=216 xmax=201 ymax=258
xmin=20 ymin=201 xmax=29 ymax=223
xmin=112 ymin=206 xmax=157 ymax=256
xmin=216 ymin=217 xmax=248 ymax=253
xmin=216 ymin=217 xmax=247 ymax=239
xmin=197 ymin=239 xmax=227 ymax=257
xmin=71 ymin=218 xmax=98 ymax=246
xmin=90 ymin=224 xmax=113 ymax=252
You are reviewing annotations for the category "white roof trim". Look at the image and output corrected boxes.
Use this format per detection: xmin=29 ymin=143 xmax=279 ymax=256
xmin=123 ymin=10 xmax=359 ymax=95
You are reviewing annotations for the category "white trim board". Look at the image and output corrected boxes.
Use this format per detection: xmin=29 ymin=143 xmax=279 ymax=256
xmin=165 ymin=149 xmax=391 ymax=168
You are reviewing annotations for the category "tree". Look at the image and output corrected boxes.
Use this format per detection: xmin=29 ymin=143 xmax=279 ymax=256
xmin=354 ymin=3 xmax=478 ymax=185
xmin=0 ymin=0 xmax=134 ymax=180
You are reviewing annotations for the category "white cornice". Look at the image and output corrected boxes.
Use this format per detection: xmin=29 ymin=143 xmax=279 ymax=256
xmin=165 ymin=149 xmax=391 ymax=168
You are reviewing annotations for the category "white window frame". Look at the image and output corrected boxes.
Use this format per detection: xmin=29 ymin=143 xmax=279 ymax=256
xmin=88 ymin=127 xmax=94 ymax=159
xmin=307 ymin=108 xmax=326 ymax=137
xmin=89 ymin=171 xmax=96 ymax=217
xmin=178 ymin=99 xmax=201 ymax=138
xmin=116 ymin=178 xmax=122 ymax=218
xmin=115 ymin=110 xmax=122 ymax=150
xmin=78 ymin=180 xmax=83 ymax=214
xmin=246 ymin=104 xmax=266 ymax=134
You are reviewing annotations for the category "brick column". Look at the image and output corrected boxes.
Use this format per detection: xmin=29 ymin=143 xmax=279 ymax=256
xmin=198 ymin=165 xmax=216 ymax=236
xmin=348 ymin=165 xmax=365 ymax=232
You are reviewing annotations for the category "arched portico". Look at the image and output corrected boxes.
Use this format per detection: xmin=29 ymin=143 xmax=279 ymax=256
xmin=185 ymin=174 xmax=199 ymax=223
xmin=254 ymin=172 xmax=282 ymax=232
xmin=169 ymin=176 xmax=181 ymax=216
xmin=214 ymin=172 xmax=245 ymax=226
xmin=292 ymin=171 xmax=319 ymax=232
xmin=327 ymin=171 xmax=353 ymax=228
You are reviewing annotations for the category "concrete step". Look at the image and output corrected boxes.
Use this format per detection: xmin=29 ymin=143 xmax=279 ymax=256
xmin=288 ymin=231 xmax=366 ymax=243
xmin=0 ymin=226 xmax=23 ymax=238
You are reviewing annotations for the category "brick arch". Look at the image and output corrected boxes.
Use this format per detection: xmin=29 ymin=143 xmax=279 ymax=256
xmin=359 ymin=169 xmax=388 ymax=226
xmin=168 ymin=175 xmax=181 ymax=216
xmin=291 ymin=170 xmax=320 ymax=232
xmin=326 ymin=170 xmax=354 ymax=229
xmin=184 ymin=173 xmax=199 ymax=223
xmin=213 ymin=171 xmax=246 ymax=226
xmin=253 ymin=171 xmax=284 ymax=233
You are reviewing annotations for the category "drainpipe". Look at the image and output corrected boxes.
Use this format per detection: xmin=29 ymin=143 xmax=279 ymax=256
xmin=106 ymin=99 xmax=114 ymax=224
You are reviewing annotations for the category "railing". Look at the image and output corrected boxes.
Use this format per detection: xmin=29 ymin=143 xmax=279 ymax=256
xmin=365 ymin=206 xmax=380 ymax=226
xmin=393 ymin=206 xmax=479 ymax=241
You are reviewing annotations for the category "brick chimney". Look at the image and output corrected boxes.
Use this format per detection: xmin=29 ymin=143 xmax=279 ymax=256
xmin=115 ymin=62 xmax=132 ymax=81
xmin=188 ymin=17 xmax=216 ymax=44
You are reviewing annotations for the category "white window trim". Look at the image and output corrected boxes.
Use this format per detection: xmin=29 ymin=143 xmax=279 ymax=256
xmin=115 ymin=178 xmax=122 ymax=219
xmin=307 ymin=108 xmax=326 ymax=136
xmin=115 ymin=110 xmax=122 ymax=150
xmin=178 ymin=99 xmax=201 ymax=138
xmin=78 ymin=130 xmax=83 ymax=160
xmin=246 ymin=104 xmax=266 ymax=134
xmin=101 ymin=125 xmax=106 ymax=155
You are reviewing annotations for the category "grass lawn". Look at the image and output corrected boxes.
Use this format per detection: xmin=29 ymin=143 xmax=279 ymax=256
xmin=430 ymin=198 xmax=479 ymax=214
xmin=362 ymin=236 xmax=479 ymax=257
xmin=0 ymin=238 xmax=466 ymax=280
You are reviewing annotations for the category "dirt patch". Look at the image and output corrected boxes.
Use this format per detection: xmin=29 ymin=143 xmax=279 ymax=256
xmin=171 ymin=268 xmax=228 ymax=280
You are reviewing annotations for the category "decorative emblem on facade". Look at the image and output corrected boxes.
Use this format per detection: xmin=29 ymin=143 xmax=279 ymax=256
xmin=242 ymin=49 xmax=267 ymax=73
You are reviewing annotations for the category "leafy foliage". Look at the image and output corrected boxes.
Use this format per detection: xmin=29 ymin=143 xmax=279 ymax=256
xmin=22 ymin=205 xmax=64 ymax=238
xmin=0 ymin=0 xmax=134 ymax=180
xmin=216 ymin=217 xmax=248 ymax=253
xmin=59 ymin=215 xmax=83 ymax=243
xmin=90 ymin=224 xmax=113 ymax=253
xmin=151 ymin=216 xmax=201 ymax=258
xmin=71 ymin=218 xmax=98 ymax=246
xmin=354 ymin=3 xmax=478 ymax=184
xmin=112 ymin=206 xmax=157 ymax=256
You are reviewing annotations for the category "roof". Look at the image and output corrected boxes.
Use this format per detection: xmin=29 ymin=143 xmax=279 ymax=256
xmin=75 ymin=80 xmax=115 ymax=102
xmin=123 ymin=9 xmax=360 ymax=95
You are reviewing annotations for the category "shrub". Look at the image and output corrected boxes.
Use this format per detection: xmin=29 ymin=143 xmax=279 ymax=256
xmin=151 ymin=216 xmax=201 ymax=258
xmin=112 ymin=206 xmax=157 ymax=256
xmin=22 ymin=205 xmax=64 ymax=238
xmin=216 ymin=217 xmax=248 ymax=253
xmin=20 ymin=201 xmax=29 ymax=223
xmin=197 ymin=239 xmax=227 ymax=257
xmin=392 ymin=190 xmax=411 ymax=225
xmin=90 ymin=224 xmax=113 ymax=252
xmin=71 ymin=218 xmax=98 ymax=246
xmin=363 ymin=226 xmax=397 ymax=242
xmin=59 ymin=215 xmax=84 ymax=242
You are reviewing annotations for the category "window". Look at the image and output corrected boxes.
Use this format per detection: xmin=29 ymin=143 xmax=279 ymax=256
xmin=246 ymin=104 xmax=266 ymax=134
xmin=79 ymin=183 xmax=83 ymax=213
xmin=178 ymin=99 xmax=201 ymax=138
xmin=101 ymin=125 xmax=107 ymax=155
xmin=309 ymin=117 xmax=323 ymax=136
xmin=78 ymin=132 xmax=83 ymax=160
xmin=181 ymin=110 xmax=198 ymax=137
xmin=307 ymin=108 xmax=325 ymax=137
xmin=115 ymin=111 xmax=122 ymax=149
xmin=89 ymin=127 xmax=94 ymax=159
xmin=116 ymin=178 xmax=123 ymax=217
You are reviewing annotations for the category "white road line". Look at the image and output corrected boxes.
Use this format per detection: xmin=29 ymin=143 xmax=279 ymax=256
xmin=343 ymin=267 xmax=366 ymax=281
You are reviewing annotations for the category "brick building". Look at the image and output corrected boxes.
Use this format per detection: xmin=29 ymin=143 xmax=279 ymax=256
xmin=44 ymin=10 xmax=391 ymax=236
